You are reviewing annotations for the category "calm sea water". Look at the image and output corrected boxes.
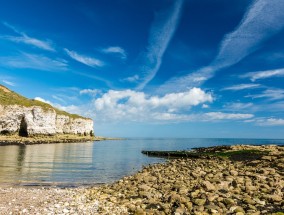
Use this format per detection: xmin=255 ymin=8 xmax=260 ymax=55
xmin=0 ymin=138 xmax=283 ymax=187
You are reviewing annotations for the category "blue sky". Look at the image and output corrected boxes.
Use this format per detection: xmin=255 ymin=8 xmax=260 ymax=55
xmin=1 ymin=0 xmax=284 ymax=138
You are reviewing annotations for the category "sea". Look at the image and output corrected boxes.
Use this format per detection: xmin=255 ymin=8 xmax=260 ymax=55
xmin=0 ymin=138 xmax=283 ymax=187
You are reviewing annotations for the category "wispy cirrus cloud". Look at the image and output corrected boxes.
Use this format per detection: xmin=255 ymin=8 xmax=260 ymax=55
xmin=2 ymin=79 xmax=16 ymax=86
xmin=80 ymin=89 xmax=101 ymax=97
xmin=260 ymin=118 xmax=284 ymax=126
xmin=242 ymin=68 xmax=284 ymax=81
xmin=135 ymin=0 xmax=184 ymax=90
xmin=52 ymin=95 xmax=66 ymax=103
xmin=145 ymin=112 xmax=251 ymax=122
xmin=1 ymin=22 xmax=55 ymax=52
xmin=246 ymin=88 xmax=284 ymax=100
xmin=223 ymin=102 xmax=254 ymax=111
xmin=248 ymin=117 xmax=284 ymax=126
xmin=73 ymin=71 xmax=113 ymax=88
xmin=222 ymin=83 xmax=261 ymax=91
xmin=204 ymin=112 xmax=254 ymax=121
xmin=64 ymin=48 xmax=104 ymax=68
xmin=225 ymin=101 xmax=284 ymax=113
xmin=159 ymin=0 xmax=284 ymax=92
xmin=0 ymin=52 xmax=68 ymax=71
xmin=121 ymin=75 xmax=140 ymax=83
xmin=101 ymin=46 xmax=127 ymax=60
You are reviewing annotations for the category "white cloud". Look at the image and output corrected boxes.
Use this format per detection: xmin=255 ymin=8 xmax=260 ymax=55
xmin=251 ymin=118 xmax=284 ymax=126
xmin=35 ymin=96 xmax=91 ymax=118
xmin=121 ymin=75 xmax=140 ymax=83
xmin=158 ymin=66 xmax=215 ymax=93
xmin=95 ymin=88 xmax=212 ymax=111
xmin=2 ymin=35 xmax=55 ymax=52
xmin=101 ymin=46 xmax=127 ymax=59
xmin=151 ymin=113 xmax=194 ymax=121
xmin=261 ymin=118 xmax=284 ymax=126
xmin=246 ymin=89 xmax=284 ymax=100
xmin=204 ymin=112 xmax=254 ymax=120
xmin=2 ymin=22 xmax=55 ymax=52
xmin=136 ymin=0 xmax=184 ymax=90
xmin=224 ymin=102 xmax=254 ymax=110
xmin=37 ymin=88 xmax=255 ymax=124
xmin=222 ymin=84 xmax=261 ymax=91
xmin=93 ymin=87 xmax=212 ymax=122
xmin=52 ymin=94 xmax=79 ymax=103
xmin=34 ymin=97 xmax=53 ymax=105
xmin=242 ymin=68 xmax=284 ymax=81
xmin=80 ymin=89 xmax=101 ymax=96
xmin=56 ymin=104 xmax=87 ymax=115
xmin=0 ymin=52 xmax=68 ymax=71
xmin=138 ymin=111 xmax=253 ymax=122
xmin=2 ymin=80 xmax=16 ymax=86
xmin=159 ymin=0 xmax=284 ymax=92
xmin=52 ymin=95 xmax=66 ymax=103
xmin=202 ymin=104 xmax=209 ymax=109
xmin=54 ymin=87 xmax=80 ymax=93
xmin=235 ymin=101 xmax=284 ymax=113
xmin=64 ymin=48 xmax=104 ymax=68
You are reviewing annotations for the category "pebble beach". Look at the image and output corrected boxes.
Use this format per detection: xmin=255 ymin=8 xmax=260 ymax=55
xmin=0 ymin=144 xmax=283 ymax=215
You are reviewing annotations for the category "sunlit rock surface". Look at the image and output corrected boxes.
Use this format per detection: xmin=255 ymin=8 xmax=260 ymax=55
xmin=0 ymin=85 xmax=93 ymax=137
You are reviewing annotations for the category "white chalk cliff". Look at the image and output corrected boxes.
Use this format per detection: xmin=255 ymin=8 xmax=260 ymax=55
xmin=0 ymin=85 xmax=94 ymax=137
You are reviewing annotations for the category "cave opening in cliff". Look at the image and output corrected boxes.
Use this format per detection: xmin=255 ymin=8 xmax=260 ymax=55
xmin=19 ymin=117 xmax=28 ymax=137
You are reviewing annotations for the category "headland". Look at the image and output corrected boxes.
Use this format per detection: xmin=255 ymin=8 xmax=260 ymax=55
xmin=0 ymin=84 xmax=96 ymax=145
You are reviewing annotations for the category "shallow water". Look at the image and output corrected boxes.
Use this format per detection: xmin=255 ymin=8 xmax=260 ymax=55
xmin=0 ymin=138 xmax=283 ymax=186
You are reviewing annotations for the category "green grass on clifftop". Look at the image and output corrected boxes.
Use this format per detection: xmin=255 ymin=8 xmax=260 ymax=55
xmin=0 ymin=84 xmax=88 ymax=119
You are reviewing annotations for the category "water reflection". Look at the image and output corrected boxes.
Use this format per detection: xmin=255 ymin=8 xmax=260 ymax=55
xmin=0 ymin=142 xmax=94 ymax=186
xmin=0 ymin=138 xmax=283 ymax=186
xmin=16 ymin=145 xmax=26 ymax=172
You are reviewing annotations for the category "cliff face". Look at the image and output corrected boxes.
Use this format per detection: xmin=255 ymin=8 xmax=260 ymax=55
xmin=0 ymin=85 xmax=94 ymax=137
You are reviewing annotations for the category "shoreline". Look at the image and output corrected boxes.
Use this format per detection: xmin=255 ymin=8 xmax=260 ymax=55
xmin=0 ymin=134 xmax=123 ymax=146
xmin=0 ymin=144 xmax=283 ymax=214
